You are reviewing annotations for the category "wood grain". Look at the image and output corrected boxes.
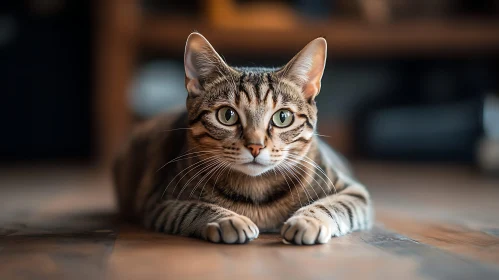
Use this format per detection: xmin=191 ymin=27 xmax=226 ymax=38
xmin=141 ymin=16 xmax=499 ymax=57
xmin=378 ymin=212 xmax=499 ymax=265
xmin=95 ymin=0 xmax=139 ymax=165
xmin=1 ymin=162 xmax=498 ymax=279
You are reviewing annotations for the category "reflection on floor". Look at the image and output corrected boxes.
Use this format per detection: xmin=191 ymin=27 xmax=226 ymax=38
xmin=0 ymin=162 xmax=498 ymax=279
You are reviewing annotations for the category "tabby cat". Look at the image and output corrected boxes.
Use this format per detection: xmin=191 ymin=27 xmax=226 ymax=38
xmin=113 ymin=33 xmax=373 ymax=245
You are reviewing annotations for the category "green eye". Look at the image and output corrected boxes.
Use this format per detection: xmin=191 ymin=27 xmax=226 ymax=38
xmin=272 ymin=109 xmax=294 ymax=128
xmin=217 ymin=107 xmax=239 ymax=125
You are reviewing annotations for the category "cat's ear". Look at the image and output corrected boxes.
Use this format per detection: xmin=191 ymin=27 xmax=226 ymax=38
xmin=184 ymin=32 xmax=229 ymax=96
xmin=279 ymin=37 xmax=327 ymax=100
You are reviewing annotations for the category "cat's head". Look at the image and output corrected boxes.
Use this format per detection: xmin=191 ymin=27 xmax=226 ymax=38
xmin=184 ymin=33 xmax=326 ymax=176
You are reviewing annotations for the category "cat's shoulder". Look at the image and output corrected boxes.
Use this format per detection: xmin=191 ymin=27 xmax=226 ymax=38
xmin=316 ymin=137 xmax=353 ymax=176
xmin=115 ymin=108 xmax=187 ymax=159
xmin=132 ymin=107 xmax=187 ymax=138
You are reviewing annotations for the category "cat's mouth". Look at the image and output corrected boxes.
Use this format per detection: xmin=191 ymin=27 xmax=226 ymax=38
xmin=231 ymin=160 xmax=273 ymax=176
xmin=244 ymin=162 xmax=265 ymax=167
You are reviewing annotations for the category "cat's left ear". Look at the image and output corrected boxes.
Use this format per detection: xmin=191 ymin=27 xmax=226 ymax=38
xmin=184 ymin=32 xmax=231 ymax=97
xmin=279 ymin=37 xmax=327 ymax=100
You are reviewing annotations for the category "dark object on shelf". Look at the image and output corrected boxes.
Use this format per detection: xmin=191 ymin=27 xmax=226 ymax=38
xmin=0 ymin=2 xmax=92 ymax=161
xmin=353 ymin=59 xmax=494 ymax=162
xmin=477 ymin=93 xmax=499 ymax=174
xmin=294 ymin=0 xmax=333 ymax=19
xmin=360 ymin=101 xmax=481 ymax=161
xmin=142 ymin=0 xmax=203 ymax=15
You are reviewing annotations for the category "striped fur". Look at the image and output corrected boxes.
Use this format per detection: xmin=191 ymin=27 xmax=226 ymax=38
xmin=113 ymin=33 xmax=373 ymax=245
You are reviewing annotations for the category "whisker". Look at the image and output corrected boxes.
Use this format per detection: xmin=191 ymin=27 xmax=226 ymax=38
xmin=282 ymin=161 xmax=318 ymax=203
xmin=275 ymin=166 xmax=298 ymax=206
xmin=198 ymin=161 xmax=231 ymax=200
xmin=162 ymin=127 xmax=194 ymax=133
xmin=287 ymin=160 xmax=326 ymax=201
xmin=156 ymin=149 xmax=221 ymax=172
xmin=280 ymin=162 xmax=312 ymax=205
xmin=211 ymin=162 xmax=232 ymax=197
xmin=160 ymin=155 xmax=219 ymax=198
xmin=297 ymin=153 xmax=337 ymax=194
xmin=191 ymin=160 xmax=227 ymax=199
xmin=284 ymin=157 xmax=332 ymax=203
xmin=287 ymin=153 xmax=337 ymax=194
xmin=314 ymin=133 xmax=331 ymax=138
xmin=285 ymin=157 xmax=330 ymax=193
xmin=176 ymin=158 xmax=222 ymax=200
xmin=156 ymin=145 xmax=201 ymax=172
xmin=189 ymin=162 xmax=219 ymax=199
xmin=163 ymin=151 xmax=218 ymax=165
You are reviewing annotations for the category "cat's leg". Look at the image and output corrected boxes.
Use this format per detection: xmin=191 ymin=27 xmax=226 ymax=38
xmin=145 ymin=200 xmax=259 ymax=244
xmin=281 ymin=173 xmax=373 ymax=245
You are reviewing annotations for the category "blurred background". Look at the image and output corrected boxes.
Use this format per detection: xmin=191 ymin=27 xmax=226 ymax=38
xmin=1 ymin=2 xmax=499 ymax=278
xmin=1 ymin=0 xmax=499 ymax=172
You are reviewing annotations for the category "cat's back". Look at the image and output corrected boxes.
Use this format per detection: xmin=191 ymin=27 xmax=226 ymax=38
xmin=113 ymin=108 xmax=187 ymax=221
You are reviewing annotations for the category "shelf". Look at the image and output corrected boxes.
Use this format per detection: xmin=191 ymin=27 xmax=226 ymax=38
xmin=140 ymin=16 xmax=499 ymax=57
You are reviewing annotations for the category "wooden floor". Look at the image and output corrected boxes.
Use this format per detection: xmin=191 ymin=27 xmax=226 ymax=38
xmin=1 ymin=162 xmax=498 ymax=280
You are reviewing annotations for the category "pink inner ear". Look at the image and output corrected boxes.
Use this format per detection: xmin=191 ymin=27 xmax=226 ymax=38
xmin=186 ymin=78 xmax=203 ymax=96
xmin=302 ymin=64 xmax=323 ymax=99
xmin=303 ymin=82 xmax=320 ymax=99
xmin=184 ymin=33 xmax=212 ymax=82
xmin=283 ymin=38 xmax=326 ymax=100
xmin=184 ymin=53 xmax=197 ymax=81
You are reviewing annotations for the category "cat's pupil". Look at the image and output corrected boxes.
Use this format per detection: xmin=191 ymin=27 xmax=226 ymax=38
xmin=225 ymin=109 xmax=233 ymax=121
xmin=280 ymin=111 xmax=286 ymax=123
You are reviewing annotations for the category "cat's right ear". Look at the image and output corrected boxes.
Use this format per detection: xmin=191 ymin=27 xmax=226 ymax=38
xmin=184 ymin=32 xmax=229 ymax=97
xmin=278 ymin=37 xmax=327 ymax=101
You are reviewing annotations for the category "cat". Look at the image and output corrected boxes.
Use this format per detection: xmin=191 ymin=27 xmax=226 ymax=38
xmin=113 ymin=32 xmax=373 ymax=245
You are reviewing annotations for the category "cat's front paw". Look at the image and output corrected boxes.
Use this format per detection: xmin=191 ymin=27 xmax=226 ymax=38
xmin=281 ymin=216 xmax=331 ymax=245
xmin=205 ymin=215 xmax=259 ymax=244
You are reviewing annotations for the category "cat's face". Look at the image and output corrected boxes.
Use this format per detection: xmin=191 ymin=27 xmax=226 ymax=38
xmin=184 ymin=33 xmax=327 ymax=176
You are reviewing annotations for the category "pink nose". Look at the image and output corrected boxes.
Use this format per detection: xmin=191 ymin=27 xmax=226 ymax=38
xmin=246 ymin=144 xmax=264 ymax=157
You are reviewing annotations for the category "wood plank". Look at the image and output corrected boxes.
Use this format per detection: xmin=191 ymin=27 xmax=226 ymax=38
xmin=94 ymin=0 xmax=140 ymax=164
xmin=108 ymin=224 xmax=425 ymax=280
xmin=0 ymin=209 xmax=117 ymax=280
xmin=141 ymin=16 xmax=499 ymax=57
xmin=1 ymin=163 xmax=499 ymax=279
xmin=0 ymin=166 xmax=118 ymax=280
xmin=359 ymin=226 xmax=499 ymax=280
xmin=355 ymin=162 xmax=499 ymax=226
xmin=0 ymin=230 xmax=117 ymax=280
xmin=107 ymin=224 xmax=499 ymax=279
xmin=378 ymin=212 xmax=499 ymax=265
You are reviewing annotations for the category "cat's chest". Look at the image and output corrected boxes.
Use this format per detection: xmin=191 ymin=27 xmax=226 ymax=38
xmin=202 ymin=178 xmax=303 ymax=231
xmin=217 ymin=199 xmax=298 ymax=232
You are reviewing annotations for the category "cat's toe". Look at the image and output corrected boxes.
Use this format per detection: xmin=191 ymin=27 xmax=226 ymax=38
xmin=205 ymin=215 xmax=259 ymax=244
xmin=206 ymin=222 xmax=223 ymax=243
xmin=281 ymin=216 xmax=331 ymax=245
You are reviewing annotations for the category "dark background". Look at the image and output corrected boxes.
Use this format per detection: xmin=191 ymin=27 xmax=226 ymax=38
xmin=1 ymin=0 xmax=498 ymax=168
xmin=0 ymin=1 xmax=92 ymax=161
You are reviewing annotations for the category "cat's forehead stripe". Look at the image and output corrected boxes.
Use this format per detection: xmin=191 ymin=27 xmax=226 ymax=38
xmin=194 ymin=69 xmax=317 ymax=129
